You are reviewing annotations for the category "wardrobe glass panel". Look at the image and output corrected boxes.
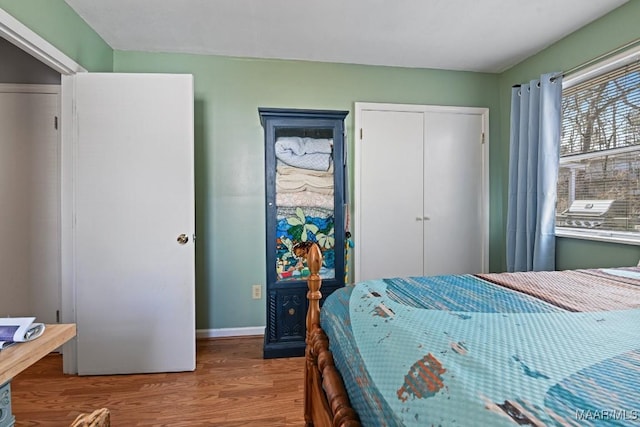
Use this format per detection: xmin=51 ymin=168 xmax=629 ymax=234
xmin=273 ymin=126 xmax=336 ymax=282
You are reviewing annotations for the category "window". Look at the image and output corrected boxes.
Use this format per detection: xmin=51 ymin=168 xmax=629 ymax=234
xmin=556 ymin=51 xmax=640 ymax=243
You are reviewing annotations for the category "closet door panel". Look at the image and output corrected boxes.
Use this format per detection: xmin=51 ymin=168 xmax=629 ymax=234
xmin=424 ymin=112 xmax=485 ymax=275
xmin=356 ymin=103 xmax=488 ymax=282
xmin=359 ymin=109 xmax=424 ymax=281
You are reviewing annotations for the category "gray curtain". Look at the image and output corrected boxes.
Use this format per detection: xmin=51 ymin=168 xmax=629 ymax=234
xmin=506 ymin=72 xmax=563 ymax=272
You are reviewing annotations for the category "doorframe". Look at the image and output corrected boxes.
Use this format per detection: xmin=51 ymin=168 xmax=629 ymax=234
xmin=0 ymin=9 xmax=86 ymax=75
xmin=353 ymin=102 xmax=490 ymax=281
xmin=0 ymin=8 xmax=86 ymax=373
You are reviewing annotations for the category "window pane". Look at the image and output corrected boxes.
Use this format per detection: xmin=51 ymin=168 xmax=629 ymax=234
xmin=557 ymin=150 xmax=640 ymax=232
xmin=561 ymin=61 xmax=640 ymax=157
xmin=557 ymin=59 xmax=640 ymax=235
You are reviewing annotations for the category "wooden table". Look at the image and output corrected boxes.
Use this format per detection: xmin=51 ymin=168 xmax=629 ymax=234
xmin=0 ymin=324 xmax=76 ymax=427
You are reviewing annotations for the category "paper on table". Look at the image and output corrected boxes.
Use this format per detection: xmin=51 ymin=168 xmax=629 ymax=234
xmin=0 ymin=317 xmax=46 ymax=350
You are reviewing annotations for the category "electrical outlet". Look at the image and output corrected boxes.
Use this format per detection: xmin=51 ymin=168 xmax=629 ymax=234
xmin=252 ymin=284 xmax=262 ymax=299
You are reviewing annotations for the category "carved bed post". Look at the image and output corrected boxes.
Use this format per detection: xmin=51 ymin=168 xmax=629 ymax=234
xmin=304 ymin=243 xmax=360 ymax=427
xmin=305 ymin=243 xmax=323 ymax=426
xmin=306 ymin=243 xmax=323 ymax=339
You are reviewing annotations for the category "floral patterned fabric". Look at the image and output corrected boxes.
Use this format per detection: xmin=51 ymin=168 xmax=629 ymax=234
xmin=275 ymin=207 xmax=335 ymax=280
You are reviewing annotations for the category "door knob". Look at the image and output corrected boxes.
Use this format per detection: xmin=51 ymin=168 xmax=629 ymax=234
xmin=177 ymin=234 xmax=189 ymax=245
xmin=415 ymin=217 xmax=423 ymax=221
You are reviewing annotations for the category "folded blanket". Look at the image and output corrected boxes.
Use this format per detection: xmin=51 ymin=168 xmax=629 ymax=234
xmin=277 ymin=160 xmax=333 ymax=175
xmin=276 ymin=167 xmax=334 ymax=195
xmin=277 ymin=206 xmax=334 ymax=220
xmin=276 ymin=192 xmax=334 ymax=209
xmin=275 ymin=137 xmax=333 ymax=171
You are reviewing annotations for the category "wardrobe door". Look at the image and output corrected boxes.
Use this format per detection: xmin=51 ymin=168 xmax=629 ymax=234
xmin=260 ymin=108 xmax=348 ymax=358
xmin=357 ymin=109 xmax=425 ymax=281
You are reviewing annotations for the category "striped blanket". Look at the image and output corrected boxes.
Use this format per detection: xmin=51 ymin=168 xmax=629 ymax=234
xmin=320 ymin=268 xmax=640 ymax=426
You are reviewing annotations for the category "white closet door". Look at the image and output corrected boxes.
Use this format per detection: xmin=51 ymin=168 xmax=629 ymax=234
xmin=73 ymin=73 xmax=195 ymax=375
xmin=357 ymin=109 xmax=425 ymax=281
xmin=355 ymin=103 xmax=488 ymax=282
xmin=423 ymin=112 xmax=486 ymax=275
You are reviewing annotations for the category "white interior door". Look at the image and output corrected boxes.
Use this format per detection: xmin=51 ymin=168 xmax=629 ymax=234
xmin=74 ymin=73 xmax=195 ymax=375
xmin=0 ymin=87 xmax=60 ymax=322
xmin=423 ymin=112 xmax=486 ymax=275
xmin=357 ymin=108 xmax=425 ymax=281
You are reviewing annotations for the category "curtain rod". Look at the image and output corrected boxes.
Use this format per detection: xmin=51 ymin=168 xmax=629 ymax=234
xmin=511 ymin=37 xmax=640 ymax=88
xmin=561 ymin=37 xmax=640 ymax=79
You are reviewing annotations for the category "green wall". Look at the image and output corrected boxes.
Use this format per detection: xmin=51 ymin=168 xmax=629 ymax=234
xmin=556 ymin=238 xmax=640 ymax=270
xmin=1 ymin=1 xmax=503 ymax=331
xmin=0 ymin=1 xmax=112 ymax=71
xmin=498 ymin=0 xmax=640 ymax=270
xmin=113 ymin=52 xmax=501 ymax=329
xmin=6 ymin=0 xmax=639 ymax=330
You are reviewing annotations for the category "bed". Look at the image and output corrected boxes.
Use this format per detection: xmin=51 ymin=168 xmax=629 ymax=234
xmin=303 ymin=243 xmax=640 ymax=426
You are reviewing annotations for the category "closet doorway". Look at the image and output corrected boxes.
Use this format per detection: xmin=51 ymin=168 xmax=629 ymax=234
xmin=0 ymin=33 xmax=62 ymax=324
xmin=354 ymin=102 xmax=489 ymax=282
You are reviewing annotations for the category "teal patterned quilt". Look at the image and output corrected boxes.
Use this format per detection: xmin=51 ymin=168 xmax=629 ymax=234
xmin=320 ymin=270 xmax=640 ymax=426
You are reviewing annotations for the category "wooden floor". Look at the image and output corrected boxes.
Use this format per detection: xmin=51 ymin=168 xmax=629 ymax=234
xmin=10 ymin=336 xmax=306 ymax=426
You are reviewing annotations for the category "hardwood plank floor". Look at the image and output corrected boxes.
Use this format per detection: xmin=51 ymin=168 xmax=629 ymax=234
xmin=10 ymin=336 xmax=305 ymax=426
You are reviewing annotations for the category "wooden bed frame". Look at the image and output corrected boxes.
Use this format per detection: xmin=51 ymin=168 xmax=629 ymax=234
xmin=304 ymin=243 xmax=361 ymax=426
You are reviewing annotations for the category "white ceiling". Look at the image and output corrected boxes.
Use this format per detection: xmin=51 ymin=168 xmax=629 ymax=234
xmin=64 ymin=0 xmax=627 ymax=73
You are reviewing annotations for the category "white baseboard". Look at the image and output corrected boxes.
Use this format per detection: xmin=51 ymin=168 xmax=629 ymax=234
xmin=196 ymin=326 xmax=265 ymax=339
